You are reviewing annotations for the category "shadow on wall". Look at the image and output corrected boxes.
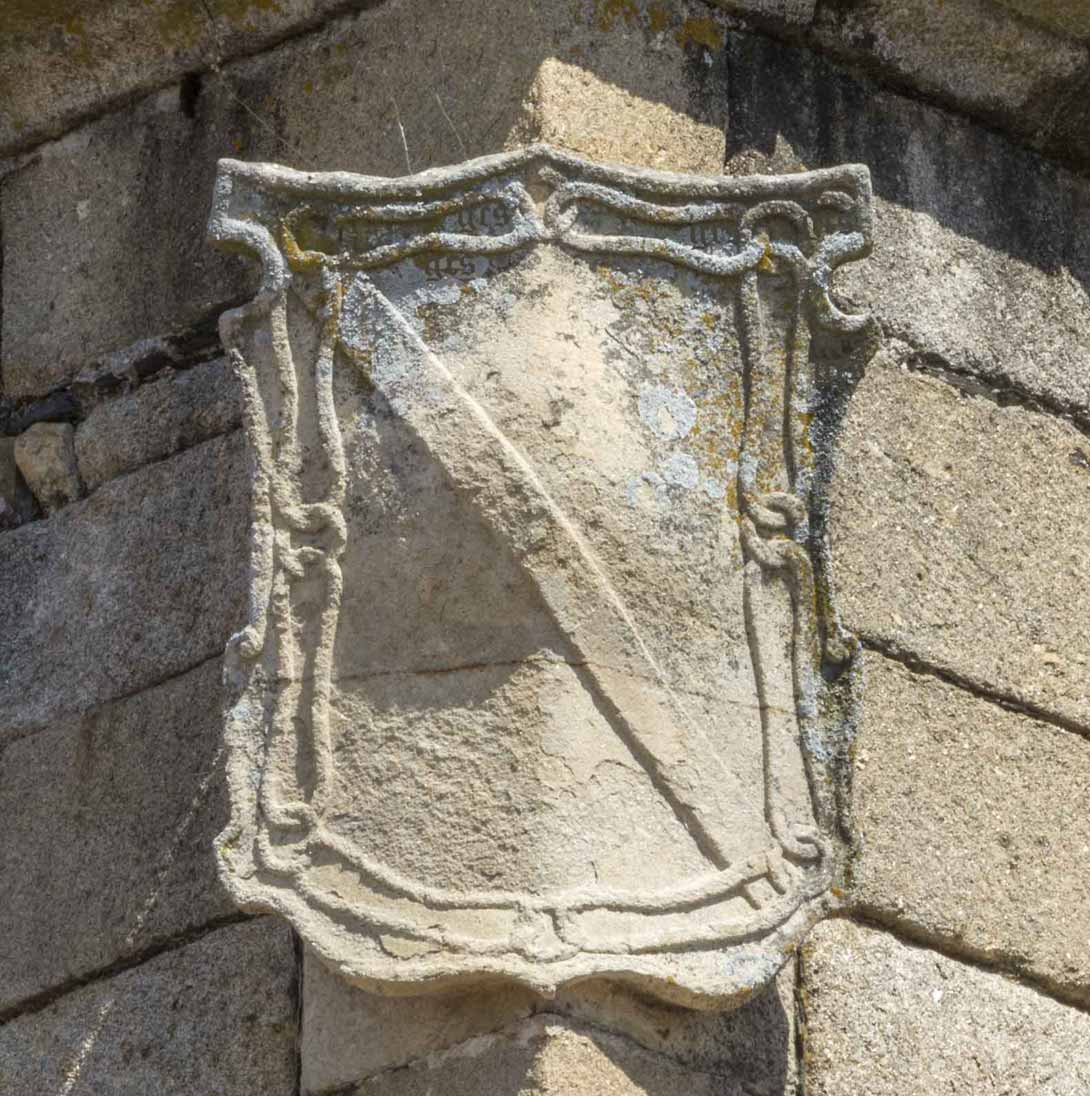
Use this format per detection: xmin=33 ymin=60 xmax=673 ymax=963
xmin=195 ymin=0 xmax=1090 ymax=315
xmin=303 ymin=956 xmax=796 ymax=1095
xmin=722 ymin=32 xmax=1090 ymax=379
xmin=7 ymin=0 xmax=1090 ymax=404
xmin=206 ymin=0 xmax=731 ymax=176
xmin=547 ymin=975 xmax=797 ymax=1096
xmin=338 ymin=986 xmax=796 ymax=1095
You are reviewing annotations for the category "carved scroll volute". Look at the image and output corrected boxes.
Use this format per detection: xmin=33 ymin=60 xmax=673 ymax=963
xmin=209 ymin=146 xmax=873 ymax=1007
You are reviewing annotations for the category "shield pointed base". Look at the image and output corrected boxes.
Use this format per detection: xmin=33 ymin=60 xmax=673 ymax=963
xmin=209 ymin=146 xmax=872 ymax=1007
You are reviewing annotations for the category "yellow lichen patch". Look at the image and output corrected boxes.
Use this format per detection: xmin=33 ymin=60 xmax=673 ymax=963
xmin=794 ymin=408 xmax=815 ymax=471
xmin=688 ymin=378 xmax=745 ymax=507
xmin=60 ymin=12 xmax=93 ymax=68
xmin=280 ymin=220 xmax=324 ymax=274
xmin=217 ymin=0 xmax=283 ymax=27
xmin=647 ymin=3 xmax=670 ymax=33
xmin=593 ymin=0 xmax=641 ymax=32
xmin=156 ymin=0 xmax=281 ymax=46
xmin=625 ymin=276 xmax=685 ymax=340
xmin=337 ymin=340 xmax=374 ymax=391
xmin=414 ymin=301 xmax=446 ymax=346
xmin=595 ymin=264 xmax=625 ymax=293
xmin=676 ymin=16 xmax=724 ymax=52
xmin=1 ymin=0 xmax=76 ymax=37
xmin=154 ymin=2 xmax=206 ymax=49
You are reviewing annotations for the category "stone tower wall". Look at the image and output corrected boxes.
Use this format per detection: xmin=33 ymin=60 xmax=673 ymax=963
xmin=2 ymin=2 xmax=1088 ymax=1093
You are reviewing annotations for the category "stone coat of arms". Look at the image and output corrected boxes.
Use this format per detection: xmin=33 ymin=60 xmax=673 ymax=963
xmin=208 ymin=146 xmax=873 ymax=1006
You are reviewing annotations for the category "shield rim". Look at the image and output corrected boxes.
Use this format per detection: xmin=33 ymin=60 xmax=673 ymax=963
xmin=209 ymin=145 xmax=872 ymax=1005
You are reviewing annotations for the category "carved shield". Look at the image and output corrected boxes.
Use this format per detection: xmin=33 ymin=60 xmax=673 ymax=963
xmin=209 ymin=146 xmax=872 ymax=1006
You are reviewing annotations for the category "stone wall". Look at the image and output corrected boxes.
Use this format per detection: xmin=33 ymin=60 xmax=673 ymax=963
xmin=2 ymin=1 xmax=1088 ymax=1093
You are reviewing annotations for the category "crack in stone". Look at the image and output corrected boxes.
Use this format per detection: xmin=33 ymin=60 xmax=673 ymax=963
xmin=842 ymin=910 xmax=1090 ymax=1018
xmin=0 ymin=913 xmax=254 ymax=1029
xmin=0 ymin=648 xmax=226 ymax=753
xmin=792 ymin=950 xmax=809 ymax=1096
xmin=861 ymin=636 xmax=1090 ymax=745
xmin=309 ymin=657 xmax=799 ymax=718
xmin=881 ymin=326 xmax=1090 ymax=437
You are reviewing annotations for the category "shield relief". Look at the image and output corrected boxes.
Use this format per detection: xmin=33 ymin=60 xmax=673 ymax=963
xmin=208 ymin=146 xmax=873 ymax=1006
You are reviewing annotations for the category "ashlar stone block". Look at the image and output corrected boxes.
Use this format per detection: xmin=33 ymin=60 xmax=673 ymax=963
xmin=716 ymin=0 xmax=1090 ymax=171
xmin=829 ymin=358 xmax=1090 ymax=727
xmin=75 ymin=356 xmax=242 ymax=492
xmin=810 ymin=0 xmax=1090 ymax=140
xmin=849 ymin=651 xmax=1090 ymax=1004
xmin=0 ymin=657 xmax=234 ymax=1015
xmin=0 ymin=919 xmax=297 ymax=1096
xmin=209 ymin=147 xmax=874 ymax=1006
xmin=997 ymin=0 xmax=1090 ymax=39
xmin=802 ymin=920 xmax=1090 ymax=1095
xmin=0 ymin=0 xmax=361 ymax=156
xmin=0 ymin=432 xmax=248 ymax=738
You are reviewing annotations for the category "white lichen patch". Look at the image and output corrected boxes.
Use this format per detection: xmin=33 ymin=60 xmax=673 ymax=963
xmin=638 ymin=383 xmax=698 ymax=441
xmin=662 ymin=451 xmax=700 ymax=489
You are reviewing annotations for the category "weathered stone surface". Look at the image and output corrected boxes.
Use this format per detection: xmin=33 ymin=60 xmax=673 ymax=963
xmin=0 ymin=918 xmax=297 ymax=1095
xmin=7 ymin=0 xmax=1090 ymax=175
xmin=828 ymin=359 xmax=1090 ymax=726
xmin=349 ymin=1014 xmax=785 ymax=1096
xmin=211 ymin=148 xmax=870 ymax=1005
xmin=303 ymin=953 xmax=797 ymax=1093
xmin=998 ymin=0 xmax=1090 ymax=40
xmin=512 ymin=47 xmax=725 ymax=173
xmin=713 ymin=0 xmax=816 ymax=23
xmin=0 ymin=0 xmax=357 ymax=157
xmin=802 ymin=920 xmax=1090 ymax=1094
xmin=14 ymin=421 xmax=82 ymax=512
xmin=0 ymin=431 xmax=248 ymax=738
xmin=724 ymin=31 xmax=1090 ymax=417
xmin=211 ymin=0 xmax=728 ymax=175
xmin=0 ymin=658 xmax=234 ymax=1014
xmin=76 ymin=357 xmax=242 ymax=491
xmin=811 ymin=0 xmax=1089 ymax=134
xmin=1 ymin=0 xmax=730 ymax=400
xmin=0 ymin=436 xmax=36 ymax=528
xmin=0 ymin=95 xmax=257 ymax=400
xmin=302 ymin=956 xmax=538 ymax=1093
xmin=851 ymin=651 xmax=1090 ymax=1003
xmin=712 ymin=0 xmax=1090 ymax=170
xmin=8 ymin=0 xmax=1090 ymax=173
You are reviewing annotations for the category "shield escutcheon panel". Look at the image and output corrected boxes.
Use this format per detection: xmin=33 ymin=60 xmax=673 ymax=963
xmin=209 ymin=146 xmax=873 ymax=1006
